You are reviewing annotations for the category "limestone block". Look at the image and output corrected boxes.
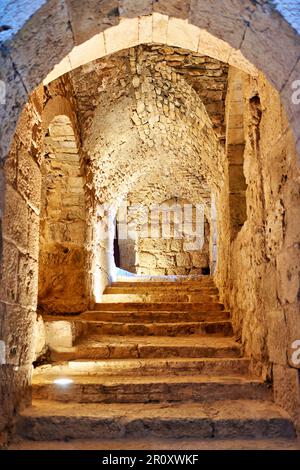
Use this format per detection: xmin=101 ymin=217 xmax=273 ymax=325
xmin=139 ymin=16 xmax=153 ymax=44
xmin=0 ymin=46 xmax=28 ymax=162
xmin=176 ymin=252 xmax=191 ymax=267
xmin=266 ymin=309 xmax=288 ymax=366
xmin=45 ymin=321 xmax=75 ymax=349
xmin=0 ymin=241 xmax=19 ymax=303
xmin=1 ymin=303 xmax=36 ymax=366
xmin=104 ymin=18 xmax=139 ymax=55
xmin=167 ymin=18 xmax=200 ymax=52
xmin=197 ymin=29 xmax=231 ymax=63
xmin=17 ymin=150 xmax=42 ymax=211
xmin=69 ymin=33 xmax=106 ymax=70
xmin=228 ymin=49 xmax=258 ymax=77
xmin=119 ymin=0 xmax=152 ymax=17
xmin=4 ymin=141 xmax=18 ymax=186
xmin=138 ymin=267 xmax=165 ymax=276
xmin=190 ymin=0 xmax=248 ymax=50
xmin=283 ymin=182 xmax=300 ymax=255
xmin=153 ymin=13 xmax=168 ymax=44
xmin=167 ymin=267 xmax=188 ymax=275
xmin=14 ymin=102 xmax=41 ymax=152
xmin=139 ymin=238 xmax=169 ymax=253
xmin=27 ymin=209 xmax=40 ymax=261
xmin=265 ymin=200 xmax=284 ymax=259
xmin=2 ymin=185 xmax=28 ymax=251
xmin=18 ymin=255 xmax=38 ymax=309
xmin=191 ymin=251 xmax=209 ymax=268
xmin=34 ymin=316 xmax=46 ymax=360
xmin=153 ymin=0 xmax=190 ymax=19
xmin=241 ymin=6 xmax=300 ymax=90
xmin=156 ymin=254 xmax=175 ymax=268
xmin=138 ymin=252 xmax=157 ymax=268
xmin=276 ymin=245 xmax=300 ymax=305
xmin=260 ymin=262 xmax=278 ymax=312
xmin=8 ymin=0 xmax=75 ymax=90
xmin=170 ymin=239 xmax=183 ymax=252
xmin=43 ymin=56 xmax=72 ymax=86
xmin=67 ymin=0 xmax=120 ymax=44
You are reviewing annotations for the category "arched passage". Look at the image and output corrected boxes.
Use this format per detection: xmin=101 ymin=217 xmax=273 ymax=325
xmin=0 ymin=1 xmax=299 ymax=446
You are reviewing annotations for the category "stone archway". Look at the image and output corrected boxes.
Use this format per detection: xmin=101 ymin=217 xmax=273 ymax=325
xmin=0 ymin=2 xmax=300 ymax=162
xmin=0 ymin=0 xmax=300 ymax=447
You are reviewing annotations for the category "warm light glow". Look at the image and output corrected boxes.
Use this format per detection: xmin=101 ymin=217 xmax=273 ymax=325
xmin=53 ymin=378 xmax=73 ymax=386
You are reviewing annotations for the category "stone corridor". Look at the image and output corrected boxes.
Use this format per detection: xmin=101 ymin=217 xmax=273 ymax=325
xmin=0 ymin=1 xmax=300 ymax=450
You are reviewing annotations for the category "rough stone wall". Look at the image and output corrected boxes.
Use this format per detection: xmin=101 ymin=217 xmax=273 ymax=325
xmin=0 ymin=73 xmax=88 ymax=443
xmin=215 ymin=70 xmax=300 ymax=430
xmin=38 ymin=115 xmax=86 ymax=314
xmin=0 ymin=88 xmax=43 ymax=445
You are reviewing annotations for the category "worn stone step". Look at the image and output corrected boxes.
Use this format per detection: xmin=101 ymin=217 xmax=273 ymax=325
xmin=32 ymin=373 xmax=270 ymax=403
xmin=87 ymin=319 xmax=233 ymax=336
xmin=102 ymin=293 xmax=218 ymax=303
xmin=34 ymin=357 xmax=250 ymax=377
xmin=82 ymin=309 xmax=229 ymax=323
xmin=93 ymin=302 xmax=225 ymax=312
xmin=106 ymin=286 xmax=219 ymax=294
xmin=50 ymin=335 xmax=241 ymax=361
xmin=113 ymin=280 xmax=215 ymax=288
xmin=18 ymin=400 xmax=295 ymax=441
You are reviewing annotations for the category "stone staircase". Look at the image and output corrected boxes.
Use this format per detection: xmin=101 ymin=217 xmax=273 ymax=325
xmin=17 ymin=276 xmax=296 ymax=444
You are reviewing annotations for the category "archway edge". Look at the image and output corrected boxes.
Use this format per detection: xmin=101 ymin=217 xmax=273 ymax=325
xmin=43 ymin=15 xmax=258 ymax=85
xmin=0 ymin=1 xmax=300 ymax=162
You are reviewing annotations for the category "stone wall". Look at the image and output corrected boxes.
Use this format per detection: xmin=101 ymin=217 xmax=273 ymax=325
xmin=0 ymin=88 xmax=43 ymax=445
xmin=215 ymin=69 xmax=300 ymax=431
xmin=38 ymin=115 xmax=86 ymax=314
xmin=117 ymin=197 xmax=210 ymax=275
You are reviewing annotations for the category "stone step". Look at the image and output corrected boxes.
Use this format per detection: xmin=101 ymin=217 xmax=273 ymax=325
xmin=87 ymin=319 xmax=233 ymax=336
xmin=34 ymin=357 xmax=250 ymax=377
xmin=18 ymin=400 xmax=295 ymax=440
xmin=82 ymin=309 xmax=229 ymax=323
xmin=113 ymin=280 xmax=215 ymax=288
xmin=50 ymin=335 xmax=242 ymax=361
xmin=106 ymin=286 xmax=219 ymax=294
xmin=93 ymin=302 xmax=225 ymax=312
xmin=102 ymin=293 xmax=218 ymax=303
xmin=31 ymin=374 xmax=270 ymax=403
